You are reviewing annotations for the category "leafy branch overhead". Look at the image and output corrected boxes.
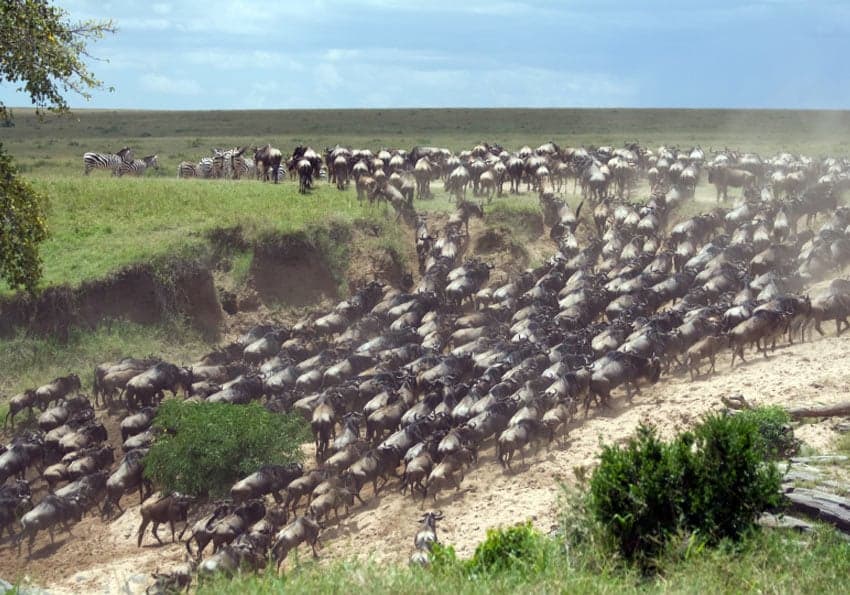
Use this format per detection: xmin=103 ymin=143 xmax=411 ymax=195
xmin=0 ymin=1 xmax=114 ymax=291
xmin=0 ymin=0 xmax=116 ymax=120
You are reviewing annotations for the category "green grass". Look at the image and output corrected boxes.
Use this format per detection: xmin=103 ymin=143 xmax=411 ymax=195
xmin=0 ymin=317 xmax=211 ymax=397
xmin=11 ymin=177 xmax=382 ymax=291
xmin=196 ymin=525 xmax=850 ymax=595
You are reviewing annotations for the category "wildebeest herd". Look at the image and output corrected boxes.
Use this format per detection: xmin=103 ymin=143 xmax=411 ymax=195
xmin=8 ymin=139 xmax=850 ymax=590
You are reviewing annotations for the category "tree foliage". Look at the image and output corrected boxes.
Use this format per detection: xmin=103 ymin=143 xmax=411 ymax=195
xmin=0 ymin=0 xmax=116 ymax=120
xmin=0 ymin=145 xmax=48 ymax=291
xmin=143 ymin=400 xmax=309 ymax=498
xmin=0 ymin=1 xmax=114 ymax=290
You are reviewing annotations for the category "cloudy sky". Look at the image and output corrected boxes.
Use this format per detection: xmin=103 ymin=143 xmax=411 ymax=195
xmin=2 ymin=1 xmax=849 ymax=110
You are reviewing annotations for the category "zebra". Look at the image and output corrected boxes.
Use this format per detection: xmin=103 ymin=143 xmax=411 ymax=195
xmin=230 ymin=154 xmax=255 ymax=180
xmin=115 ymin=155 xmax=158 ymax=177
xmin=211 ymin=146 xmax=250 ymax=180
xmin=177 ymin=161 xmax=198 ymax=178
xmin=197 ymin=157 xmax=215 ymax=179
xmin=228 ymin=148 xmax=253 ymax=180
xmin=83 ymin=147 xmax=133 ymax=175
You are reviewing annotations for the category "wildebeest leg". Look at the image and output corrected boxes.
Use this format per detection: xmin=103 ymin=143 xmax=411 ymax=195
xmin=137 ymin=518 xmax=151 ymax=546
xmin=311 ymin=537 xmax=321 ymax=558
xmin=152 ymin=521 xmax=164 ymax=545
xmin=170 ymin=520 xmax=176 ymax=543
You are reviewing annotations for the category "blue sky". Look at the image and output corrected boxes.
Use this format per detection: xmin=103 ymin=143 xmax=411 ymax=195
xmin=2 ymin=1 xmax=849 ymax=110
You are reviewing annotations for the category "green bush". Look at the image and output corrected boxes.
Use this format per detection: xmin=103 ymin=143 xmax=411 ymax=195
xmin=428 ymin=523 xmax=550 ymax=579
xmin=589 ymin=411 xmax=783 ymax=565
xmin=683 ymin=413 xmax=783 ymax=541
xmin=735 ymin=405 xmax=799 ymax=459
xmin=589 ymin=425 xmax=684 ymax=562
xmin=466 ymin=522 xmax=549 ymax=576
xmin=143 ymin=400 xmax=308 ymax=497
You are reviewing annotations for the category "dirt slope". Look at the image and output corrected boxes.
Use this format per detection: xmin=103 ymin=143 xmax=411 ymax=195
xmin=3 ymin=330 xmax=848 ymax=593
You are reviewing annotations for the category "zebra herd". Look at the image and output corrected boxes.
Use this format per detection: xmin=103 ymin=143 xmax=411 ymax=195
xmin=82 ymin=147 xmax=159 ymax=177
xmin=177 ymin=147 xmax=265 ymax=180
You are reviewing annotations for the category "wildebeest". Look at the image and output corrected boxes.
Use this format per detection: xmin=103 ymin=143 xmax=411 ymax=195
xmin=18 ymin=493 xmax=85 ymax=555
xmin=707 ymin=166 xmax=755 ymax=202
xmin=137 ymin=492 xmax=194 ymax=547
xmin=254 ymin=144 xmax=283 ymax=183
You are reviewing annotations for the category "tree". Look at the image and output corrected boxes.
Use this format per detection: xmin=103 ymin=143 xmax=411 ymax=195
xmin=0 ymin=1 xmax=115 ymax=291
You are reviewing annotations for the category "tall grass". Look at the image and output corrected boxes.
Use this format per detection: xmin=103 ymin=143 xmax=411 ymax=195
xmin=195 ymin=525 xmax=850 ymax=595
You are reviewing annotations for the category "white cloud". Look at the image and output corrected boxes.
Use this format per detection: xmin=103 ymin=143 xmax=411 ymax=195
xmin=140 ymin=73 xmax=202 ymax=96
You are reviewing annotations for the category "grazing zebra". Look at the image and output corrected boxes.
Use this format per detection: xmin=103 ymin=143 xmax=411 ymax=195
xmin=177 ymin=161 xmax=198 ymax=178
xmin=115 ymin=155 xmax=158 ymax=177
xmin=197 ymin=157 xmax=215 ymax=179
xmin=83 ymin=147 xmax=133 ymax=175
xmin=229 ymin=148 xmax=253 ymax=180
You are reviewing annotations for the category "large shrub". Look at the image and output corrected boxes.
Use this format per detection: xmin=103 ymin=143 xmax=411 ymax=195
xmin=588 ymin=425 xmax=684 ymax=561
xmin=589 ymin=411 xmax=783 ymax=564
xmin=143 ymin=400 xmax=308 ymax=497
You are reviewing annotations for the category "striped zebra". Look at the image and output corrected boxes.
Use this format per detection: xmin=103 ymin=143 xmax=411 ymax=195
xmin=177 ymin=161 xmax=198 ymax=178
xmin=212 ymin=146 xmax=251 ymax=180
xmin=83 ymin=147 xmax=133 ymax=175
xmin=230 ymin=153 xmax=255 ymax=180
xmin=115 ymin=155 xmax=158 ymax=177
xmin=197 ymin=157 xmax=215 ymax=179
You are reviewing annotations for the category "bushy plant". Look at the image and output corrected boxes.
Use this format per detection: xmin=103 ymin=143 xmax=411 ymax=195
xmin=143 ymin=400 xmax=308 ymax=497
xmin=589 ymin=411 xmax=783 ymax=565
xmin=428 ymin=523 xmax=550 ymax=578
xmin=589 ymin=424 xmax=683 ymax=561
xmin=683 ymin=412 xmax=783 ymax=541
xmin=735 ymin=405 xmax=799 ymax=459
xmin=466 ymin=522 xmax=549 ymax=576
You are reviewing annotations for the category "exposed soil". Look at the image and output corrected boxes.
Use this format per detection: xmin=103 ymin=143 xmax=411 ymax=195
xmin=0 ymin=262 xmax=223 ymax=341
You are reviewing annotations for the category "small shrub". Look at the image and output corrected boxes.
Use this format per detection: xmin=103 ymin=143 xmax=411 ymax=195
xmin=735 ymin=405 xmax=799 ymax=459
xmin=589 ymin=424 xmax=682 ymax=562
xmin=684 ymin=412 xmax=783 ymax=542
xmin=428 ymin=542 xmax=462 ymax=574
xmin=465 ymin=522 xmax=549 ymax=576
xmin=589 ymin=411 xmax=783 ymax=565
xmin=143 ymin=400 xmax=308 ymax=497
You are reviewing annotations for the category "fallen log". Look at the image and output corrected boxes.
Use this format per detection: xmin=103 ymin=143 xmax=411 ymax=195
xmin=784 ymin=487 xmax=850 ymax=533
xmin=786 ymin=401 xmax=850 ymax=420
